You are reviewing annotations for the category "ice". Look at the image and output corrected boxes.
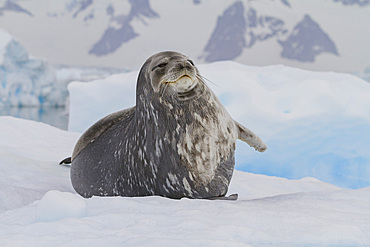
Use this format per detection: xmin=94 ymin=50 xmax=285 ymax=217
xmin=1 ymin=58 xmax=370 ymax=245
xmin=0 ymin=29 xmax=64 ymax=107
xmin=0 ymin=28 xmax=12 ymax=64
xmin=68 ymin=71 xmax=137 ymax=132
xmin=0 ymin=29 xmax=127 ymax=109
xmin=68 ymin=61 xmax=370 ymax=189
xmin=0 ymin=116 xmax=369 ymax=246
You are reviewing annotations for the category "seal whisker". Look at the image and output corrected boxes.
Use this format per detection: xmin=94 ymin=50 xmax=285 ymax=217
xmin=197 ymin=74 xmax=219 ymax=87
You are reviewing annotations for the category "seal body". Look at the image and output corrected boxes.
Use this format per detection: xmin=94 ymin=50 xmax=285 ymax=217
xmin=70 ymin=51 xmax=267 ymax=199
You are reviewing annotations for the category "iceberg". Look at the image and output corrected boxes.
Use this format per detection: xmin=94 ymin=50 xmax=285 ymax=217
xmin=0 ymin=29 xmax=66 ymax=107
xmin=68 ymin=61 xmax=370 ymax=189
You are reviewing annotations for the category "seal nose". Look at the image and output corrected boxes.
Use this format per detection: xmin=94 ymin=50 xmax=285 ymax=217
xmin=184 ymin=60 xmax=193 ymax=70
xmin=175 ymin=60 xmax=193 ymax=72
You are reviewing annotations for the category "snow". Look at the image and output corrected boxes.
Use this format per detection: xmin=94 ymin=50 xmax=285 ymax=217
xmin=0 ymin=116 xmax=79 ymax=211
xmin=0 ymin=116 xmax=369 ymax=246
xmin=1 ymin=56 xmax=370 ymax=245
xmin=68 ymin=61 xmax=370 ymax=189
xmin=36 ymin=190 xmax=86 ymax=222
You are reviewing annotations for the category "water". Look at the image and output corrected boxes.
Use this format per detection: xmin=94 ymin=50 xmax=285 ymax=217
xmin=0 ymin=106 xmax=69 ymax=130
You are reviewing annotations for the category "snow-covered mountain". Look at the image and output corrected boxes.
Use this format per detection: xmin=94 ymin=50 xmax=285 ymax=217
xmin=0 ymin=0 xmax=368 ymax=73
xmin=200 ymin=2 xmax=340 ymax=64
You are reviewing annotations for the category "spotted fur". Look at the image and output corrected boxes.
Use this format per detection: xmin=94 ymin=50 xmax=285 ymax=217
xmin=70 ymin=51 xmax=267 ymax=199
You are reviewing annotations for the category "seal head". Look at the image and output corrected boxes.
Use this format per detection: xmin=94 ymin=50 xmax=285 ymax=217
xmin=148 ymin=52 xmax=201 ymax=100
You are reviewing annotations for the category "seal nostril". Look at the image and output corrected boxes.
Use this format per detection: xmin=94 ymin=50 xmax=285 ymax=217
xmin=182 ymin=60 xmax=194 ymax=74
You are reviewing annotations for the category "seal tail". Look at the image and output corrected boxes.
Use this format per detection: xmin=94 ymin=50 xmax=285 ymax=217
xmin=59 ymin=157 xmax=72 ymax=165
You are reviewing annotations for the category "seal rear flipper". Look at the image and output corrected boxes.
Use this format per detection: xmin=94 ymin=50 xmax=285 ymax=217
xmin=235 ymin=121 xmax=267 ymax=152
xmin=208 ymin=193 xmax=238 ymax=201
xmin=59 ymin=157 xmax=72 ymax=165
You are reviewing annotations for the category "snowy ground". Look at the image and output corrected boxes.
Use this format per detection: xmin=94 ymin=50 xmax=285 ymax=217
xmin=0 ymin=116 xmax=369 ymax=246
xmin=2 ymin=60 xmax=370 ymax=245
xmin=2 ymin=61 xmax=370 ymax=246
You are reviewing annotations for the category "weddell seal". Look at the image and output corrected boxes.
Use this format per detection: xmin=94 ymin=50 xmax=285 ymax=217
xmin=60 ymin=51 xmax=267 ymax=200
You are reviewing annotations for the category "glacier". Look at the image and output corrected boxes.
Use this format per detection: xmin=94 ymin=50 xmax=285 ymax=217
xmin=68 ymin=61 xmax=370 ymax=189
xmin=0 ymin=29 xmax=125 ymax=110
xmin=0 ymin=29 xmax=65 ymax=107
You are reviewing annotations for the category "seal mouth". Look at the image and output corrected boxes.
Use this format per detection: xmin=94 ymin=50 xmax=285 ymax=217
xmin=164 ymin=75 xmax=193 ymax=84
xmin=164 ymin=74 xmax=197 ymax=94
xmin=159 ymin=69 xmax=203 ymax=102
xmin=171 ymin=75 xmax=201 ymax=101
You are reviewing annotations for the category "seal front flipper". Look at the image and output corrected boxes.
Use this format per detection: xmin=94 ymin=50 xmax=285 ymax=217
xmin=235 ymin=121 xmax=267 ymax=152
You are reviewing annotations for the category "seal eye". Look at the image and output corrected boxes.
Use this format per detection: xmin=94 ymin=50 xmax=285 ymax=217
xmin=152 ymin=63 xmax=167 ymax=71
xmin=187 ymin=60 xmax=194 ymax=66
